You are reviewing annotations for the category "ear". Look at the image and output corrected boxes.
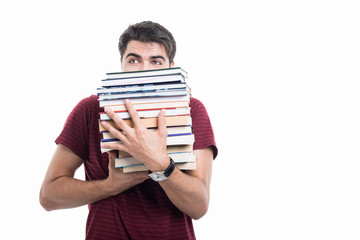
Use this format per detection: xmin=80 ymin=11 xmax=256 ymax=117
xmin=170 ymin=61 xmax=175 ymax=68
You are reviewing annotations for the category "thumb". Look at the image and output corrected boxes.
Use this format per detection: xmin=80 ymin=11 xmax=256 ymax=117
xmin=107 ymin=150 xmax=117 ymax=169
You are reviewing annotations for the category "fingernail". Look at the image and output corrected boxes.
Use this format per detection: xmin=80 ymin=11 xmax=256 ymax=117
xmin=105 ymin=107 xmax=110 ymax=113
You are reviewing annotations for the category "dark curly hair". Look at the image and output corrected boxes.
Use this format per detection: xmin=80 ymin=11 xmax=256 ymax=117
xmin=118 ymin=21 xmax=176 ymax=65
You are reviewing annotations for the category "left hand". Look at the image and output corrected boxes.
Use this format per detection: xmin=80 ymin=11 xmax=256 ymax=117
xmin=100 ymin=99 xmax=170 ymax=172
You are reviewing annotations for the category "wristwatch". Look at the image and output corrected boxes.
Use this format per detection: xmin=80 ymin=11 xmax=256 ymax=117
xmin=148 ymin=157 xmax=175 ymax=182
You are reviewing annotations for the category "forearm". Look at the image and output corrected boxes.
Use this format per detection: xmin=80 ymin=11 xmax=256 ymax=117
xmin=159 ymin=168 xmax=210 ymax=220
xmin=40 ymin=173 xmax=144 ymax=211
xmin=40 ymin=146 xmax=149 ymax=211
xmin=40 ymin=176 xmax=113 ymax=211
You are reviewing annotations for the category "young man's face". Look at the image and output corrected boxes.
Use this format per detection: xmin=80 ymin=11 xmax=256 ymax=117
xmin=121 ymin=40 xmax=174 ymax=72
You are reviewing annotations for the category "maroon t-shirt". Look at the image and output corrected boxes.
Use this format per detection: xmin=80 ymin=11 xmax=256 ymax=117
xmin=55 ymin=95 xmax=218 ymax=240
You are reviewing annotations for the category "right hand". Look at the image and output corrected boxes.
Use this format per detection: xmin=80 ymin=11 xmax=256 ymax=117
xmin=106 ymin=151 xmax=149 ymax=196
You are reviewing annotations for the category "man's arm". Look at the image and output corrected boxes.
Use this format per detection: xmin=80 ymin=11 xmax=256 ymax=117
xmin=100 ymin=100 xmax=214 ymax=219
xmin=159 ymin=147 xmax=213 ymax=220
xmin=39 ymin=144 xmax=148 ymax=211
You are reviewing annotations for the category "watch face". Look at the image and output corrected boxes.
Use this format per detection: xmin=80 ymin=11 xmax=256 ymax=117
xmin=149 ymin=172 xmax=167 ymax=182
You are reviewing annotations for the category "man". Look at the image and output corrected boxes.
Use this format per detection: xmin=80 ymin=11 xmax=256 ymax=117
xmin=40 ymin=21 xmax=218 ymax=239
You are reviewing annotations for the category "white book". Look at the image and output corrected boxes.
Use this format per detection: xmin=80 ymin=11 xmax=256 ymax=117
xmin=97 ymin=83 xmax=189 ymax=94
xmin=105 ymin=67 xmax=188 ymax=79
xmin=101 ymin=134 xmax=195 ymax=153
xmin=100 ymin=107 xmax=191 ymax=120
xmin=102 ymin=126 xmax=193 ymax=140
xmin=122 ymin=161 xmax=197 ymax=173
xmin=103 ymin=100 xmax=189 ymax=112
xmin=98 ymin=89 xmax=190 ymax=101
xmin=102 ymin=74 xmax=185 ymax=87
xmin=115 ymin=152 xmax=196 ymax=168
xmin=99 ymin=94 xmax=190 ymax=107
xmin=117 ymin=145 xmax=193 ymax=158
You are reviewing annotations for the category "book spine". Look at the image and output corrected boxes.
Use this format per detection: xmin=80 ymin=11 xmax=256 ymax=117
xmin=117 ymin=145 xmax=193 ymax=158
xmin=121 ymin=160 xmax=197 ymax=173
xmin=98 ymin=115 xmax=192 ymax=132
xmin=99 ymin=95 xmax=190 ymax=107
xmin=101 ymin=100 xmax=189 ymax=111
xmin=101 ymin=134 xmax=195 ymax=153
xmin=105 ymin=67 xmax=188 ymax=79
xmin=101 ymin=125 xmax=192 ymax=136
xmin=99 ymin=107 xmax=190 ymax=120
xmin=97 ymin=84 xmax=188 ymax=94
xmin=115 ymin=152 xmax=196 ymax=168
xmin=98 ymin=90 xmax=189 ymax=101
xmin=102 ymin=75 xmax=185 ymax=87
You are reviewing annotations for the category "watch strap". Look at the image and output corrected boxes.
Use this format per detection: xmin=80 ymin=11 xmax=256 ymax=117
xmin=148 ymin=157 xmax=175 ymax=177
xmin=164 ymin=157 xmax=175 ymax=177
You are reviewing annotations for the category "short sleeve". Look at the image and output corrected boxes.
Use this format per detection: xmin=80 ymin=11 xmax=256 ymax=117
xmin=55 ymin=96 xmax=94 ymax=161
xmin=190 ymin=97 xmax=218 ymax=159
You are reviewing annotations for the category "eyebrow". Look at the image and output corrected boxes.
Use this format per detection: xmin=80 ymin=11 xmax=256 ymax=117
xmin=150 ymin=55 xmax=166 ymax=61
xmin=125 ymin=53 xmax=141 ymax=59
xmin=125 ymin=53 xmax=166 ymax=61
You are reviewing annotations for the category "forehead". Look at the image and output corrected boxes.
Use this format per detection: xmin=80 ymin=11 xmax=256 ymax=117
xmin=124 ymin=40 xmax=168 ymax=58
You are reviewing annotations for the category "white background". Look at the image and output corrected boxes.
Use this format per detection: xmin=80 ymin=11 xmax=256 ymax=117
xmin=1 ymin=0 xmax=359 ymax=239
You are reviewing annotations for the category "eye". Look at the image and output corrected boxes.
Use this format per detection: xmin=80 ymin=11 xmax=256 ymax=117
xmin=152 ymin=60 xmax=162 ymax=65
xmin=129 ymin=59 xmax=139 ymax=64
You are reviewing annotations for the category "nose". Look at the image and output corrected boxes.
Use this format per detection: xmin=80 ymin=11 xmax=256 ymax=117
xmin=139 ymin=61 xmax=151 ymax=71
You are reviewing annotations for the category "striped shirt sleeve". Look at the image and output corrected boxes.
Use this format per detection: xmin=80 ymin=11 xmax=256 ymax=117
xmin=190 ymin=97 xmax=218 ymax=159
xmin=55 ymin=97 xmax=93 ymax=161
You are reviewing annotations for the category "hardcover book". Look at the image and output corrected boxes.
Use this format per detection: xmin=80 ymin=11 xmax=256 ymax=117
xmin=97 ymin=67 xmax=196 ymax=172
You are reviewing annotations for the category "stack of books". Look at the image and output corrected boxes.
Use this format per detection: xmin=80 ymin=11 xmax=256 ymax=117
xmin=97 ymin=67 xmax=196 ymax=173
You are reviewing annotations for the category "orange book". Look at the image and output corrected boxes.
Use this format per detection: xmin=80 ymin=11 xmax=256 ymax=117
xmin=98 ymin=115 xmax=192 ymax=132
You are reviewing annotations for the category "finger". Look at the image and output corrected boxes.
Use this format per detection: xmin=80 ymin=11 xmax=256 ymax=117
xmin=107 ymin=150 xmax=117 ymax=167
xmin=101 ymin=121 xmax=129 ymax=144
xmin=105 ymin=107 xmax=132 ymax=133
xmin=157 ymin=109 xmax=168 ymax=138
xmin=129 ymin=171 xmax=150 ymax=180
xmin=125 ymin=99 xmax=142 ymax=128
xmin=108 ymin=150 xmax=117 ymax=160
xmin=101 ymin=141 xmax=128 ymax=152
xmin=108 ymin=151 xmax=125 ymax=174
